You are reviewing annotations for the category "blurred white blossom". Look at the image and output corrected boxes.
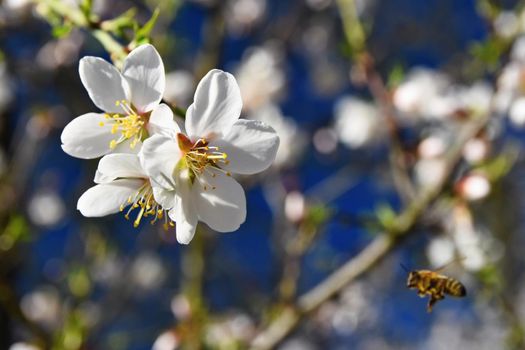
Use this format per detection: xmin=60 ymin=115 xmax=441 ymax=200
xmin=9 ymin=343 xmax=40 ymax=350
xmin=313 ymin=127 xmax=338 ymax=154
xmin=235 ymin=44 xmax=285 ymax=111
xmin=414 ymin=158 xmax=447 ymax=188
xmin=226 ymin=0 xmax=266 ymax=35
xmin=0 ymin=60 xmax=13 ymax=112
xmin=131 ymin=253 xmax=166 ymax=290
xmin=494 ymin=11 xmax=520 ymax=39
xmin=334 ymin=96 xmax=382 ymax=149
xmin=249 ymin=103 xmax=305 ymax=167
xmin=21 ymin=286 xmax=61 ymax=327
xmin=393 ymin=68 xmax=454 ymax=120
xmin=457 ymin=173 xmax=491 ymax=201
xmin=27 ymin=189 xmax=66 ymax=227
xmin=427 ymin=237 xmax=455 ymax=269
xmin=284 ymin=191 xmax=306 ymax=223
xmin=462 ymin=138 xmax=489 ymax=164
xmin=153 ymin=331 xmax=179 ymax=350
xmin=164 ymin=70 xmax=195 ymax=107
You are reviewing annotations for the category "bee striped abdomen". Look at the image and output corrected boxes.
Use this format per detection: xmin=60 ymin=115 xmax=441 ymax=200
xmin=444 ymin=278 xmax=466 ymax=297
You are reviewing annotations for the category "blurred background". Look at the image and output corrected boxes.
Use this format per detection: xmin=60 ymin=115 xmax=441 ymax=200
xmin=1 ymin=0 xmax=525 ymax=349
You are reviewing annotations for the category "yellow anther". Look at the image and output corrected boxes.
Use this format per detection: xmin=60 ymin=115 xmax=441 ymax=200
xmin=99 ymin=122 xmax=105 ymax=127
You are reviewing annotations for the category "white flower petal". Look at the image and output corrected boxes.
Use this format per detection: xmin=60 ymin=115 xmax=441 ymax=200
xmin=96 ymin=153 xmax=145 ymax=183
xmin=169 ymin=169 xmax=198 ymax=244
xmin=77 ymin=179 xmax=143 ymax=217
xmin=194 ymin=169 xmax=246 ymax=232
xmin=153 ymin=186 xmax=176 ymax=209
xmin=185 ymin=69 xmax=242 ymax=140
xmin=139 ymin=135 xmax=180 ymax=190
xmin=61 ymin=113 xmax=116 ymax=159
xmin=147 ymin=103 xmax=181 ymax=137
xmin=122 ymin=44 xmax=165 ymax=113
xmin=211 ymin=119 xmax=279 ymax=174
xmin=79 ymin=57 xmax=130 ymax=113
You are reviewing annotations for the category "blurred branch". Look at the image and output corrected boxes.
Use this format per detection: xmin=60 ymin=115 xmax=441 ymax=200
xmin=36 ymin=0 xmax=129 ymax=65
xmin=336 ymin=0 xmax=416 ymax=204
xmin=250 ymin=113 xmax=491 ymax=349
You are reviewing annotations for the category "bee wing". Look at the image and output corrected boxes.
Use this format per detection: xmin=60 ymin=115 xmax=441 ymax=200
xmin=434 ymin=256 xmax=466 ymax=273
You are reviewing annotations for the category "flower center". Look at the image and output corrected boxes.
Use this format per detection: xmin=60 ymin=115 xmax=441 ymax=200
xmin=100 ymin=100 xmax=146 ymax=150
xmin=177 ymin=133 xmax=231 ymax=189
xmin=120 ymin=181 xmax=173 ymax=229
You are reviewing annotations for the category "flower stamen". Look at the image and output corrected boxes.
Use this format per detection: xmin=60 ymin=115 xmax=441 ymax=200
xmin=102 ymin=100 xmax=146 ymax=150
xmin=119 ymin=181 xmax=172 ymax=228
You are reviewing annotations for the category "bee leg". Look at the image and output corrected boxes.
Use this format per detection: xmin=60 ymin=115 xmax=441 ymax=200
xmin=427 ymin=296 xmax=438 ymax=313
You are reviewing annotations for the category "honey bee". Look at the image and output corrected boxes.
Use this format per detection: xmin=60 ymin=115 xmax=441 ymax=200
xmin=403 ymin=261 xmax=466 ymax=312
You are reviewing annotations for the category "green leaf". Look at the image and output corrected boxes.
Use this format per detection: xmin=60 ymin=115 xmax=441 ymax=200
xmin=131 ymin=8 xmax=160 ymax=47
xmin=375 ymin=203 xmax=397 ymax=230
xmin=52 ymin=24 xmax=73 ymax=39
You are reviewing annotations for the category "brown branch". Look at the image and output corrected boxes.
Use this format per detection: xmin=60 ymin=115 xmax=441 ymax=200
xmin=250 ymin=113 xmax=490 ymax=349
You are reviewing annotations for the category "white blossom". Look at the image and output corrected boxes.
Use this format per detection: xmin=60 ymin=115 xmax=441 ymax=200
xmin=334 ymin=96 xmax=382 ymax=148
xmin=140 ymin=69 xmax=279 ymax=244
xmin=61 ymin=44 xmax=165 ymax=159
xmin=77 ymin=152 xmax=172 ymax=228
xmin=234 ymin=44 xmax=285 ymax=111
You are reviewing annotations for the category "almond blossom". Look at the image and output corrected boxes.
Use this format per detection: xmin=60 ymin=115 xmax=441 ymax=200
xmin=77 ymin=152 xmax=172 ymax=228
xmin=140 ymin=69 xmax=279 ymax=244
xmin=61 ymin=44 xmax=165 ymax=159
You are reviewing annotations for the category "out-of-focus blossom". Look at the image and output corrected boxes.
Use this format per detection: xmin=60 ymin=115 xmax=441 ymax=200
xmin=494 ymin=11 xmax=520 ymax=39
xmin=21 ymin=286 xmax=61 ymax=327
xmin=164 ymin=70 xmax=195 ymax=107
xmin=226 ymin=0 xmax=266 ymax=35
xmin=78 ymin=301 xmax=101 ymax=328
xmin=509 ymin=96 xmax=525 ymax=126
xmin=249 ymin=104 xmax=305 ymax=167
xmin=414 ymin=158 xmax=447 ymax=188
xmin=427 ymin=237 xmax=455 ymax=269
xmin=457 ymin=173 xmax=491 ymax=201
xmin=313 ymin=127 xmax=338 ymax=154
xmin=224 ymin=312 xmax=255 ymax=342
xmin=0 ymin=60 xmax=13 ymax=112
xmin=61 ymin=44 xmax=165 ymax=159
xmin=278 ymin=337 xmax=316 ymax=350
xmin=393 ymin=68 xmax=454 ymax=120
xmin=77 ymin=153 xmax=172 ymax=228
xmin=511 ymin=35 xmax=525 ymax=63
xmin=91 ymin=254 xmax=123 ymax=286
xmin=36 ymin=31 xmax=84 ymax=70
xmin=9 ymin=343 xmax=40 ymax=350
xmin=153 ymin=331 xmax=179 ymax=350
xmin=334 ymin=97 xmax=382 ymax=149
xmin=284 ymin=191 xmax=306 ymax=223
xmin=140 ymin=70 xmax=279 ymax=244
xmin=418 ymin=135 xmax=447 ymax=159
xmin=171 ymin=294 xmax=192 ymax=320
xmin=450 ymin=205 xmax=486 ymax=271
xmin=27 ymin=189 xmax=66 ymax=227
xmin=3 ymin=0 xmax=31 ymax=11
xmin=235 ymin=44 xmax=285 ymax=111
xmin=131 ymin=253 xmax=166 ymax=290
xmin=462 ymin=138 xmax=489 ymax=164
xmin=454 ymin=82 xmax=493 ymax=116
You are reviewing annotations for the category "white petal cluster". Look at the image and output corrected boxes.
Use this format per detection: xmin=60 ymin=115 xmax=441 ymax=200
xmin=62 ymin=45 xmax=280 ymax=244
